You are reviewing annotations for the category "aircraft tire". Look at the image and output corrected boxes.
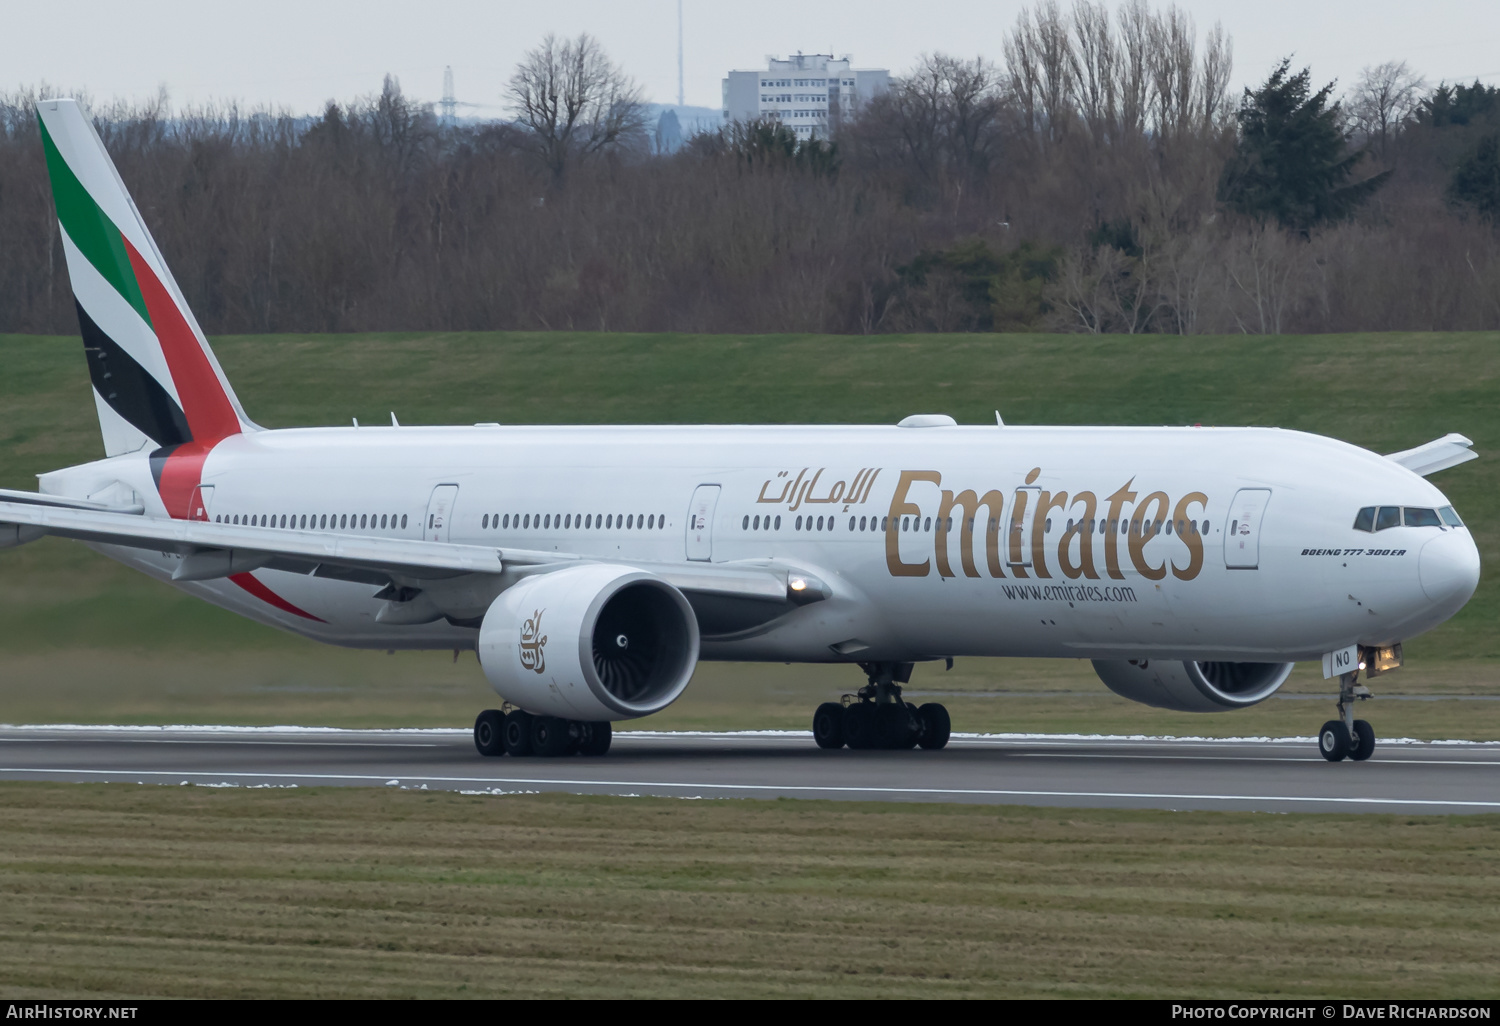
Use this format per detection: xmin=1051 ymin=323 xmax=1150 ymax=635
xmin=577 ymin=721 xmax=612 ymax=756
xmin=1319 ymin=720 xmax=1351 ymax=762
xmin=875 ymin=703 xmax=911 ymax=749
xmin=474 ymin=709 xmax=506 ymax=757
xmin=903 ymin=702 xmax=923 ymax=749
xmin=844 ymin=703 xmax=875 ymax=750
xmin=1350 ymin=719 xmax=1376 ymax=762
xmin=503 ymin=710 xmax=535 ymax=757
xmin=917 ymin=703 xmax=951 ymax=750
xmin=532 ymin=715 xmax=573 ymax=757
xmin=813 ymin=703 xmax=846 ymax=749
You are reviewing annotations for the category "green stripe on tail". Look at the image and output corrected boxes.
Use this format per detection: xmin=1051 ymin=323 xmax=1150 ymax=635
xmin=39 ymin=117 xmax=152 ymax=328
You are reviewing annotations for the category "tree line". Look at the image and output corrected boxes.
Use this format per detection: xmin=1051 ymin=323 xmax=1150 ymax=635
xmin=2 ymin=0 xmax=1499 ymax=338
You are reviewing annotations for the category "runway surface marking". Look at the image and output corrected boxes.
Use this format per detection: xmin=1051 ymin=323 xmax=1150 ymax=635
xmin=5 ymin=727 xmax=1499 ymax=813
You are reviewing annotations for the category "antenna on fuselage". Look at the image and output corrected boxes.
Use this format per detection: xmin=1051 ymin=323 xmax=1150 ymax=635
xmin=995 ymin=411 xmax=1005 ymax=427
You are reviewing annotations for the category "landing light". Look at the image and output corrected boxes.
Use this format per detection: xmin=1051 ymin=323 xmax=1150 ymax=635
xmin=789 ymin=577 xmax=808 ymax=592
xmin=1358 ymin=661 xmax=1367 ymax=670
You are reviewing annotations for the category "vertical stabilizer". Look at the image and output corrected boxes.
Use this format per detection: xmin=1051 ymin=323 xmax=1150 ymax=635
xmin=37 ymin=98 xmax=250 ymax=460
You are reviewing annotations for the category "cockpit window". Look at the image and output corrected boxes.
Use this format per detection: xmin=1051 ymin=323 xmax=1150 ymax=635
xmin=1404 ymin=507 xmax=1443 ymax=528
xmin=1375 ymin=506 xmax=1401 ymax=531
xmin=1353 ymin=507 xmax=1375 ymax=532
xmin=1440 ymin=505 xmax=1464 ymax=527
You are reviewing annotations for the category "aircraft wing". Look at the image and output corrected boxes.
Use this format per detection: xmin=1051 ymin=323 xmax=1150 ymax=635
xmin=0 ymin=498 xmax=821 ymax=607
xmin=1384 ymin=434 xmax=1479 ymax=477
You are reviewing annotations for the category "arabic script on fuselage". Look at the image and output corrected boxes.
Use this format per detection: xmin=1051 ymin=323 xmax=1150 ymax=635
xmin=756 ymin=467 xmax=881 ymax=513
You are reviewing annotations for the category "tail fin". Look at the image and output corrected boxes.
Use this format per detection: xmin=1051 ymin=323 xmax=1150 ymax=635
xmin=37 ymin=98 xmax=250 ymax=459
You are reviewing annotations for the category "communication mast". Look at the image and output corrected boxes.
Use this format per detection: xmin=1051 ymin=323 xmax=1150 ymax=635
xmin=677 ymin=1 xmax=685 ymax=107
xmin=440 ymin=66 xmax=457 ymax=125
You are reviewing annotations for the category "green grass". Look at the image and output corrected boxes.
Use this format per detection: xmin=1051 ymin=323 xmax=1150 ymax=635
xmin=0 ymin=784 xmax=1495 ymax=999
xmin=1 ymin=331 xmax=1497 ymax=731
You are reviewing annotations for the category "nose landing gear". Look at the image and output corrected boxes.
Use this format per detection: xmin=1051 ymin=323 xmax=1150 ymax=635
xmin=1319 ymin=670 xmax=1376 ymax=762
xmin=812 ymin=662 xmax=951 ymax=751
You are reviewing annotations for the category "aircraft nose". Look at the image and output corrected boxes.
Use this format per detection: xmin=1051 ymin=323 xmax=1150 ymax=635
xmin=1418 ymin=530 xmax=1481 ymax=611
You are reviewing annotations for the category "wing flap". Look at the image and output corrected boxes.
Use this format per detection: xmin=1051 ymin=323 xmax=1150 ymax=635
xmin=0 ymin=499 xmax=820 ymax=612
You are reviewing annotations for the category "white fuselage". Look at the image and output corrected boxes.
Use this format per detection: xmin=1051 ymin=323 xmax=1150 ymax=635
xmin=47 ymin=422 xmax=1478 ymax=665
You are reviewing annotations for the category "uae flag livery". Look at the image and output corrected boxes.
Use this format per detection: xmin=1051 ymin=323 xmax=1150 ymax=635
xmin=38 ymin=99 xmax=247 ymax=517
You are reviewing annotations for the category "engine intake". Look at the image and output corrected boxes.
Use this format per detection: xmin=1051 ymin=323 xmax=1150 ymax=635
xmin=1092 ymin=659 xmax=1292 ymax=712
xmin=479 ymin=564 xmax=700 ymax=721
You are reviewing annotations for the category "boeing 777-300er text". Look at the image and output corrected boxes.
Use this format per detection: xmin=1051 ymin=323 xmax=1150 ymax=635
xmin=1 ymin=100 xmax=1482 ymax=761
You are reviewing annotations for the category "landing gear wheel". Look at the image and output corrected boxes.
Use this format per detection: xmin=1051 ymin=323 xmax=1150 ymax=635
xmin=1319 ymin=720 xmax=1350 ymax=762
xmin=813 ymin=703 xmax=846 ymax=749
xmin=532 ymin=715 xmax=574 ymax=757
xmin=917 ymin=703 xmax=951 ymax=750
xmin=904 ymin=702 xmax=923 ymax=750
xmin=503 ymin=710 xmax=535 ymax=757
xmin=1350 ymin=719 xmax=1376 ymax=762
xmin=474 ymin=709 xmax=505 ymax=757
xmin=844 ymin=703 xmax=876 ymax=750
xmin=577 ymin=721 xmax=612 ymax=756
xmin=876 ymin=703 xmax=913 ymax=750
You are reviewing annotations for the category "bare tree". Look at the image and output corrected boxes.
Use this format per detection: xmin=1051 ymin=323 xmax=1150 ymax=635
xmin=507 ymin=33 xmax=647 ymax=182
xmin=1070 ymin=1 xmax=1119 ymax=144
xmin=1347 ymin=61 xmax=1426 ymax=158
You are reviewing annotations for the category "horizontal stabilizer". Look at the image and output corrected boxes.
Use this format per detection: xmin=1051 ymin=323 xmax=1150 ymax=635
xmin=0 ymin=487 xmax=143 ymax=514
xmin=1385 ymin=434 xmax=1478 ymax=477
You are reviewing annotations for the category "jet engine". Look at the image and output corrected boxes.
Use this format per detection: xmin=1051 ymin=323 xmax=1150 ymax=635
xmin=1091 ymin=659 xmax=1293 ymax=712
xmin=478 ymin=564 xmax=700 ymax=721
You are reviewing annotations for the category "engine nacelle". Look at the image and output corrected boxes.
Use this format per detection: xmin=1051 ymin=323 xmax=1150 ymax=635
xmin=1092 ymin=659 xmax=1293 ymax=712
xmin=1 ymin=524 xmax=45 ymax=549
xmin=478 ymin=564 xmax=700 ymax=721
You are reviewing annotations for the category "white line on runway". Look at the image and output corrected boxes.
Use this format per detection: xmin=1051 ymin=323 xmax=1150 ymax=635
xmin=1011 ymin=752 xmax=1500 ymax=766
xmin=0 ymin=738 xmax=441 ymax=747
xmin=4 ymin=767 xmax=1500 ymax=809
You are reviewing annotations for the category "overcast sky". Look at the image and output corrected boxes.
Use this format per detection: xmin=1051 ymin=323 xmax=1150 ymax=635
xmin=7 ymin=1 xmax=1498 ymax=116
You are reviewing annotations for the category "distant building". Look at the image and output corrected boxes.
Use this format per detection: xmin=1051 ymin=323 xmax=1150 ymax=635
xmin=655 ymin=109 xmax=683 ymax=154
xmin=722 ymin=53 xmax=890 ymax=138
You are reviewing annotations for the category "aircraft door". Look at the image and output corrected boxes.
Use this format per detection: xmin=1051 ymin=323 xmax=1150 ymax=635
xmin=1224 ymin=488 xmax=1272 ymax=569
xmin=425 ymin=484 xmax=460 ymax=542
xmin=188 ymin=485 xmax=214 ymax=522
xmin=685 ymin=484 xmax=721 ymax=561
xmin=1008 ymin=486 xmax=1042 ymax=568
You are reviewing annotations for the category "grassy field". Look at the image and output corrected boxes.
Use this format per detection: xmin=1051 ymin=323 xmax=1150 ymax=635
xmin=1 ymin=330 xmax=1497 ymax=734
xmin=0 ymin=784 xmax=1495 ymax=999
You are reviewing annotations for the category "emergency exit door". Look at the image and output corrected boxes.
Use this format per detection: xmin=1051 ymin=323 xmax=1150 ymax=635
xmin=425 ymin=484 xmax=459 ymax=542
xmin=685 ymin=485 xmax=720 ymax=561
xmin=1008 ymin=485 xmax=1042 ymax=567
xmin=1223 ymin=488 xmax=1272 ymax=569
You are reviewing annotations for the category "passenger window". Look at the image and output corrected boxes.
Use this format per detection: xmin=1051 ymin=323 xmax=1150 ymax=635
xmin=1404 ymin=507 xmax=1442 ymax=528
xmin=1352 ymin=507 xmax=1375 ymax=532
xmin=400 ymin=514 xmax=407 ymax=529
xmin=1375 ymin=506 xmax=1400 ymax=531
xmin=1440 ymin=505 xmax=1464 ymax=527
xmin=774 ymin=516 xmax=781 ymax=529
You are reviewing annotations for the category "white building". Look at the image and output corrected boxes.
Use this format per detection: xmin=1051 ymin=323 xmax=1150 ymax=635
xmin=722 ymin=54 xmax=890 ymax=138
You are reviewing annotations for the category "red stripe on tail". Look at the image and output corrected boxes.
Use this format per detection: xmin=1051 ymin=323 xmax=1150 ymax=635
xmin=123 ymin=236 xmax=240 ymax=444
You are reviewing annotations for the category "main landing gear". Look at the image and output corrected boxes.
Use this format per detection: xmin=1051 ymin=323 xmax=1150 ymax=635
xmin=1318 ymin=670 xmax=1376 ymax=762
xmin=812 ymin=661 xmax=951 ymax=751
xmin=473 ymin=709 xmax=611 ymax=758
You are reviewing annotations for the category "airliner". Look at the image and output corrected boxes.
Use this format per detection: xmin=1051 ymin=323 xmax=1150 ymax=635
xmin=1 ymin=100 xmax=1481 ymax=762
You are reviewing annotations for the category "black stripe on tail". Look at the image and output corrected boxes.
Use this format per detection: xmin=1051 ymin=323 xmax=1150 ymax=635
xmin=76 ymin=300 xmax=191 ymax=448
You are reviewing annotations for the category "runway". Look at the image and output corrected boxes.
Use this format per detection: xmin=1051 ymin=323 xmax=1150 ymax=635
xmin=3 ymin=725 xmax=1500 ymax=813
